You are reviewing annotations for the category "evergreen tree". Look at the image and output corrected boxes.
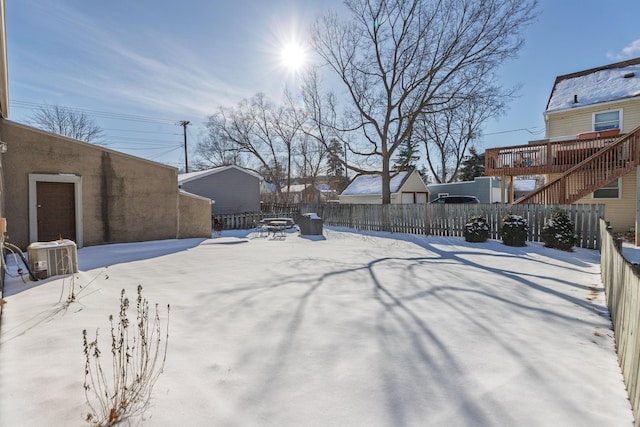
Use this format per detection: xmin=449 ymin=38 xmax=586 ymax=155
xmin=457 ymin=147 xmax=485 ymax=181
xmin=541 ymin=209 xmax=578 ymax=251
xmin=393 ymin=140 xmax=420 ymax=171
xmin=326 ymin=139 xmax=349 ymax=192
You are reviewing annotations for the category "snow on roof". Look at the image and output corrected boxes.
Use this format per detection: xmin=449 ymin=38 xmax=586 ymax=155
xmin=341 ymin=171 xmax=410 ymax=196
xmin=178 ymin=165 xmax=262 ymax=184
xmin=286 ymin=184 xmax=314 ymax=193
xmin=547 ymin=58 xmax=640 ymax=112
xmin=178 ymin=188 xmax=214 ymax=203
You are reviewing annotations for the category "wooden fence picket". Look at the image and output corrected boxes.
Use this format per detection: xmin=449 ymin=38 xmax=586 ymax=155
xmin=221 ymin=202 xmax=606 ymax=249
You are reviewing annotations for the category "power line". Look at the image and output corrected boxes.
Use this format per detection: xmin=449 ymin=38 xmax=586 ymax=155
xmin=147 ymin=146 xmax=184 ymax=161
xmin=104 ymin=127 xmax=182 ymax=136
xmin=105 ymin=135 xmax=181 ymax=145
xmin=11 ymin=99 xmax=192 ymax=167
xmin=484 ymin=127 xmax=544 ymax=136
xmin=10 ymin=100 xmax=178 ymax=125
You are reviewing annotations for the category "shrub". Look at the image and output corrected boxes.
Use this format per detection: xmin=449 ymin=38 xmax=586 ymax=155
xmin=541 ymin=208 xmax=578 ymax=251
xmin=83 ymin=286 xmax=170 ymax=426
xmin=464 ymin=215 xmax=489 ymax=243
xmin=501 ymin=213 xmax=528 ymax=247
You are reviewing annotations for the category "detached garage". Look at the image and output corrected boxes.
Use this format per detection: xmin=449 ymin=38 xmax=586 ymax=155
xmin=338 ymin=170 xmax=429 ymax=204
xmin=178 ymin=165 xmax=261 ymax=215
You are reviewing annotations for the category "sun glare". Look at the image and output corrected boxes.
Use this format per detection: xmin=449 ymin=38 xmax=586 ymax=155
xmin=281 ymin=42 xmax=307 ymax=72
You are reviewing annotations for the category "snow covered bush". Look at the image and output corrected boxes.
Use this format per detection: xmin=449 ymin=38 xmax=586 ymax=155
xmin=464 ymin=215 xmax=489 ymax=243
xmin=501 ymin=213 xmax=528 ymax=247
xmin=83 ymin=286 xmax=170 ymax=426
xmin=541 ymin=208 xmax=578 ymax=251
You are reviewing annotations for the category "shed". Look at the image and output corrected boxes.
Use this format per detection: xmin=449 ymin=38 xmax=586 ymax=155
xmin=178 ymin=165 xmax=261 ymax=214
xmin=338 ymin=170 xmax=429 ymax=204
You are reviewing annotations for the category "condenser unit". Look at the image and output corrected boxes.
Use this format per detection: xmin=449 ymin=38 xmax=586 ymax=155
xmin=27 ymin=239 xmax=78 ymax=279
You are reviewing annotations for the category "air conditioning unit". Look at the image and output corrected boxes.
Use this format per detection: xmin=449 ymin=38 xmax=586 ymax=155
xmin=27 ymin=239 xmax=79 ymax=279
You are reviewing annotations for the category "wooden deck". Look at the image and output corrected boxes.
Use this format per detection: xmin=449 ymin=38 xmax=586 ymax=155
xmin=485 ymin=129 xmax=622 ymax=176
xmin=484 ymin=127 xmax=640 ymax=205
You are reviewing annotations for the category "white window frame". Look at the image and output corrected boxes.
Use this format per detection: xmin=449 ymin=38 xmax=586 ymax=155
xmin=592 ymin=177 xmax=621 ymax=200
xmin=593 ymin=109 xmax=622 ymax=132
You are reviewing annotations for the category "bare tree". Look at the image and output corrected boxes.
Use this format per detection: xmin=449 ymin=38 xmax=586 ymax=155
xmin=293 ymin=135 xmax=329 ymax=184
xmin=30 ymin=105 xmax=105 ymax=144
xmin=309 ymin=0 xmax=537 ymax=203
xmin=198 ymin=93 xmax=299 ymax=201
xmin=194 ymin=125 xmax=248 ymax=170
xmin=271 ymin=102 xmax=303 ymax=195
xmin=418 ymin=88 xmax=506 ymax=183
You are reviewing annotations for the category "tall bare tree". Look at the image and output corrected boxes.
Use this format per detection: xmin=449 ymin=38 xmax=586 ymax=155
xmin=194 ymin=127 xmax=248 ymax=170
xmin=309 ymin=0 xmax=537 ymax=203
xmin=418 ymin=88 xmax=506 ymax=183
xmin=30 ymin=105 xmax=105 ymax=144
xmin=198 ymin=93 xmax=302 ymax=201
xmin=271 ymin=102 xmax=303 ymax=194
xmin=293 ymin=135 xmax=329 ymax=184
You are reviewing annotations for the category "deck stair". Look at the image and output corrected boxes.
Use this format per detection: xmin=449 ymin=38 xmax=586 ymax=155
xmin=514 ymin=126 xmax=640 ymax=204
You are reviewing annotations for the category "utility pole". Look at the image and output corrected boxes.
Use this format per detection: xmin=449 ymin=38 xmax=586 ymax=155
xmin=178 ymin=120 xmax=190 ymax=173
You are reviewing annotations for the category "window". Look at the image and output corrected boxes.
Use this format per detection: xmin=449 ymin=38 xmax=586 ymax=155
xmin=593 ymin=110 xmax=621 ymax=131
xmin=593 ymin=178 xmax=620 ymax=199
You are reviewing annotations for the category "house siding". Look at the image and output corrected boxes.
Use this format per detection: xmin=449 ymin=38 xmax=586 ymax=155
xmin=544 ymin=97 xmax=640 ymax=234
xmin=546 ymin=98 xmax=640 ymax=138
xmin=574 ymin=168 xmax=637 ymax=233
xmin=547 ymin=168 xmax=637 ymax=233
xmin=179 ymin=167 xmax=260 ymax=215
xmin=399 ymin=172 xmax=429 ymax=194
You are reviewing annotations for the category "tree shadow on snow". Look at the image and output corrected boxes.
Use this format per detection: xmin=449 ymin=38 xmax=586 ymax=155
xmin=226 ymin=228 xmax=609 ymax=425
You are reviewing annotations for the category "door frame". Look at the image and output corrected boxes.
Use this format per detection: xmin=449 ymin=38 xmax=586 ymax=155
xmin=29 ymin=173 xmax=83 ymax=248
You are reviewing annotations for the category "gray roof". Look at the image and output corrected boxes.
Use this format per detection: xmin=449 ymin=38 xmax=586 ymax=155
xmin=178 ymin=165 xmax=262 ymax=184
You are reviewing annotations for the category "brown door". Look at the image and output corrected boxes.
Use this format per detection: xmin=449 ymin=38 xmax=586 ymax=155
xmin=36 ymin=181 xmax=76 ymax=242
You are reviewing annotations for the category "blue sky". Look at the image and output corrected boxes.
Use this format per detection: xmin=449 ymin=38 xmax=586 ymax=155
xmin=5 ymin=0 xmax=640 ymax=170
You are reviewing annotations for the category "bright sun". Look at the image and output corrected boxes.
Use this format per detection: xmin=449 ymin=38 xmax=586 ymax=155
xmin=281 ymin=42 xmax=307 ymax=72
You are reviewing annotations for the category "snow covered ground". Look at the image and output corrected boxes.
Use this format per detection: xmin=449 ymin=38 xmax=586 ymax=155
xmin=0 ymin=227 xmax=634 ymax=426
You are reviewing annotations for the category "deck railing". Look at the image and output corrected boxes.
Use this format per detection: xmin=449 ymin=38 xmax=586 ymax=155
xmin=516 ymin=126 xmax=640 ymax=204
xmin=485 ymin=130 xmax=622 ymax=176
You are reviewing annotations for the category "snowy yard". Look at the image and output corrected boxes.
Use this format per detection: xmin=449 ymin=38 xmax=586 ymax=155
xmin=0 ymin=227 xmax=634 ymax=426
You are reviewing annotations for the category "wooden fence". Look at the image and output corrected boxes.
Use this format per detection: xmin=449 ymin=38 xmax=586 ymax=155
xmin=600 ymin=219 xmax=640 ymax=425
xmin=219 ymin=202 xmax=605 ymax=249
